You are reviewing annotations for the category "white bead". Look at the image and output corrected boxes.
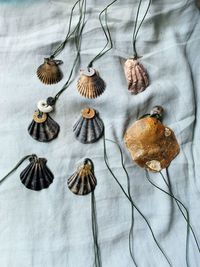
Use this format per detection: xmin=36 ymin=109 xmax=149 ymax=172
xmin=81 ymin=68 xmax=95 ymax=77
xmin=37 ymin=100 xmax=53 ymax=113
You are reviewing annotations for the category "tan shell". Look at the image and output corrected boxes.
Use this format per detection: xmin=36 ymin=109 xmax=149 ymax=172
xmin=124 ymin=58 xmax=149 ymax=94
xmin=37 ymin=58 xmax=63 ymax=85
xmin=77 ymin=69 xmax=105 ymax=99
xmin=124 ymin=117 xmax=180 ymax=172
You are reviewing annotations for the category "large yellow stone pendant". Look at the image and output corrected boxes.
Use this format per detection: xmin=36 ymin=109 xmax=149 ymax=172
xmin=124 ymin=106 xmax=180 ymax=172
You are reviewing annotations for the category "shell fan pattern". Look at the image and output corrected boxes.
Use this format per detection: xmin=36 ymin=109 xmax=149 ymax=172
xmin=73 ymin=108 xmax=104 ymax=144
xmin=124 ymin=58 xmax=149 ymax=94
xmin=28 ymin=110 xmax=60 ymax=143
xmin=37 ymin=58 xmax=63 ymax=85
xmin=77 ymin=68 xmax=105 ymax=99
xmin=68 ymin=158 xmax=97 ymax=195
xmin=20 ymin=156 xmax=54 ymax=191
xmin=124 ymin=106 xmax=180 ymax=172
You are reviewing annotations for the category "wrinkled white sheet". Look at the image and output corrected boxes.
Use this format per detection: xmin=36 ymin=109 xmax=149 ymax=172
xmin=0 ymin=0 xmax=199 ymax=266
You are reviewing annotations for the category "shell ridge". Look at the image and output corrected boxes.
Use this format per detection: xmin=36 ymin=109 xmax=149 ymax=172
xmin=21 ymin=161 xmax=37 ymax=189
xmin=20 ymin=162 xmax=34 ymax=183
xmin=73 ymin=117 xmax=85 ymax=138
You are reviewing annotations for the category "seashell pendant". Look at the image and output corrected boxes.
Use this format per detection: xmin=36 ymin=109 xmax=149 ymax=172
xmin=124 ymin=58 xmax=149 ymax=94
xmin=68 ymin=158 xmax=97 ymax=195
xmin=28 ymin=110 xmax=60 ymax=142
xmin=124 ymin=106 xmax=180 ymax=172
xmin=20 ymin=155 xmax=54 ymax=191
xmin=37 ymin=58 xmax=63 ymax=85
xmin=77 ymin=68 xmax=106 ymax=99
xmin=73 ymin=108 xmax=104 ymax=144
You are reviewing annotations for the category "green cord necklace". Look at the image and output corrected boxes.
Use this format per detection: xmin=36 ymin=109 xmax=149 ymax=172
xmin=76 ymin=0 xmax=117 ymax=99
xmin=124 ymin=0 xmax=152 ymax=95
xmin=36 ymin=0 xmax=84 ymax=85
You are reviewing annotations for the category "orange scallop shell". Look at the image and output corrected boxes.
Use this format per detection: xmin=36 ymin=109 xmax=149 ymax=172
xmin=77 ymin=70 xmax=105 ymax=99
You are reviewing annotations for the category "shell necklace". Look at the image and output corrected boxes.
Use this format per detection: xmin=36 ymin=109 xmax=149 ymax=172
xmin=28 ymin=0 xmax=87 ymax=143
xmin=72 ymin=107 xmax=172 ymax=266
xmin=76 ymin=0 xmax=117 ymax=99
xmin=124 ymin=106 xmax=200 ymax=262
xmin=124 ymin=0 xmax=152 ymax=94
xmin=36 ymin=0 xmax=85 ymax=85
xmin=0 ymin=155 xmax=54 ymax=191
xmin=68 ymin=158 xmax=101 ymax=267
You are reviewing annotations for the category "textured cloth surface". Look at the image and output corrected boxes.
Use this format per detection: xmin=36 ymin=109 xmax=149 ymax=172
xmin=0 ymin=0 xmax=200 ymax=266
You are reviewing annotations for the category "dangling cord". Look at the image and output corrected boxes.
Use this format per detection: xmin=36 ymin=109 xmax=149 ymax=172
xmin=132 ymin=0 xmax=152 ymax=58
xmin=50 ymin=0 xmax=83 ymax=59
xmin=160 ymin=170 xmax=200 ymax=253
xmin=105 ymin=138 xmax=137 ymax=266
xmin=53 ymin=0 xmax=87 ymax=102
xmin=145 ymin=171 xmax=191 ymax=266
xmin=87 ymin=0 xmax=117 ymax=68
xmin=0 ymin=154 xmax=37 ymax=185
xmin=91 ymin=191 xmax=102 ymax=267
xmin=102 ymin=135 xmax=172 ymax=267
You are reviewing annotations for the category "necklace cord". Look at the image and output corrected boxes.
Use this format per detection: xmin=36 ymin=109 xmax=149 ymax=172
xmin=0 ymin=155 xmax=37 ymax=185
xmin=105 ymin=138 xmax=137 ymax=266
xmin=50 ymin=0 xmax=82 ymax=59
xmin=102 ymin=135 xmax=172 ymax=266
xmin=158 ymin=171 xmax=200 ymax=253
xmin=54 ymin=0 xmax=87 ymax=102
xmin=87 ymin=0 xmax=117 ymax=68
xmin=132 ymin=0 xmax=152 ymax=58
xmin=91 ymin=191 xmax=102 ymax=267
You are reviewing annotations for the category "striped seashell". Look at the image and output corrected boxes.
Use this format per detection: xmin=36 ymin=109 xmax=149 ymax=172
xmin=20 ymin=156 xmax=54 ymax=191
xmin=73 ymin=108 xmax=104 ymax=144
xmin=37 ymin=58 xmax=63 ymax=85
xmin=28 ymin=111 xmax=60 ymax=142
xmin=68 ymin=158 xmax=97 ymax=195
xmin=77 ymin=68 xmax=105 ymax=99
xmin=124 ymin=58 xmax=149 ymax=94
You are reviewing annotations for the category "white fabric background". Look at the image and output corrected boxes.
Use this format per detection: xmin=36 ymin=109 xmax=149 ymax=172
xmin=0 ymin=0 xmax=199 ymax=266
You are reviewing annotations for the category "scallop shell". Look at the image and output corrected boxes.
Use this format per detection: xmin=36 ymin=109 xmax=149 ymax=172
xmin=20 ymin=156 xmax=54 ymax=191
xmin=68 ymin=158 xmax=97 ymax=195
xmin=28 ymin=111 xmax=60 ymax=142
xmin=124 ymin=58 xmax=149 ymax=94
xmin=124 ymin=109 xmax=180 ymax=172
xmin=37 ymin=58 xmax=63 ymax=85
xmin=77 ymin=68 xmax=105 ymax=99
xmin=73 ymin=108 xmax=104 ymax=144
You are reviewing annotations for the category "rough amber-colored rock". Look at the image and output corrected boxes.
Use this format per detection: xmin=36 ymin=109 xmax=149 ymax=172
xmin=124 ymin=117 xmax=180 ymax=172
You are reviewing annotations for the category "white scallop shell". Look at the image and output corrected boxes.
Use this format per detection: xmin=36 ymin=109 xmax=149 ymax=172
xmin=37 ymin=100 xmax=53 ymax=113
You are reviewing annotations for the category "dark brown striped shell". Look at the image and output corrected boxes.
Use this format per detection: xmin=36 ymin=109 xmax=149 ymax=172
xmin=20 ymin=156 xmax=54 ymax=191
xmin=73 ymin=108 xmax=104 ymax=144
xmin=77 ymin=69 xmax=105 ymax=99
xmin=37 ymin=58 xmax=63 ymax=85
xmin=68 ymin=158 xmax=97 ymax=195
xmin=28 ymin=111 xmax=60 ymax=142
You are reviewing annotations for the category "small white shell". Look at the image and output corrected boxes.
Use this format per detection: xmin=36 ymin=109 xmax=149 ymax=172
xmin=37 ymin=100 xmax=53 ymax=113
xmin=80 ymin=67 xmax=96 ymax=77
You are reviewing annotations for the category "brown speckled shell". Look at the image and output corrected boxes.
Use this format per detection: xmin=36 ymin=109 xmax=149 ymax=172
xmin=124 ymin=58 xmax=149 ymax=94
xmin=37 ymin=58 xmax=63 ymax=85
xmin=77 ymin=70 xmax=105 ymax=99
xmin=124 ymin=117 xmax=180 ymax=172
